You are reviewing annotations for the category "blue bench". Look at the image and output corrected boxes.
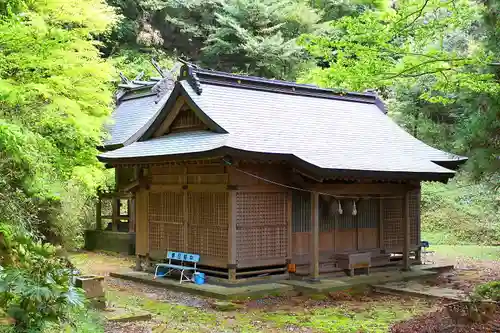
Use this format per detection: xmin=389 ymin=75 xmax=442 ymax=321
xmin=153 ymin=251 xmax=200 ymax=283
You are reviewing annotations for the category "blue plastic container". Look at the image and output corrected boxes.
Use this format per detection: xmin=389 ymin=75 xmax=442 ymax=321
xmin=194 ymin=272 xmax=205 ymax=285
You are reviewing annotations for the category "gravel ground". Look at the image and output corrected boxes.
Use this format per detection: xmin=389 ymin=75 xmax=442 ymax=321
xmin=104 ymin=320 xmax=163 ymax=333
xmin=105 ymin=277 xmax=211 ymax=308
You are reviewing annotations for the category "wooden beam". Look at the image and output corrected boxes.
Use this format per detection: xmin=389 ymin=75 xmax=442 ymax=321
xmin=149 ymin=184 xmax=227 ymax=192
xmin=403 ymin=191 xmax=411 ymax=271
xmin=153 ymin=96 xmax=186 ymax=137
xmin=309 ymin=183 xmax=413 ymax=195
xmin=99 ymin=192 xmax=133 ymax=199
xmin=121 ymin=180 xmax=140 ymax=192
xmin=310 ymin=191 xmax=320 ymax=281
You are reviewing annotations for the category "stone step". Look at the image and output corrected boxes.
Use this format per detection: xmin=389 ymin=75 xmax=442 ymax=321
xmin=372 ymin=283 xmax=465 ymax=301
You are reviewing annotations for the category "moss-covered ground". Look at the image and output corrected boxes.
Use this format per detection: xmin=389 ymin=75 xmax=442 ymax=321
xmin=70 ymin=251 xmax=433 ymax=333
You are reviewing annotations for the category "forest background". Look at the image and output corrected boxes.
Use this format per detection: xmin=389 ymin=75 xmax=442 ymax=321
xmin=0 ymin=0 xmax=498 ymax=249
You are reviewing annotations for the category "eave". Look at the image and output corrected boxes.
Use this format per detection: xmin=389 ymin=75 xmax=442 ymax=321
xmin=98 ymin=147 xmax=455 ymax=183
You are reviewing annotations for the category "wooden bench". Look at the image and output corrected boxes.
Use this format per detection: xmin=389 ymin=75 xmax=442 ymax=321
xmin=153 ymin=251 xmax=200 ymax=283
xmin=334 ymin=252 xmax=372 ymax=276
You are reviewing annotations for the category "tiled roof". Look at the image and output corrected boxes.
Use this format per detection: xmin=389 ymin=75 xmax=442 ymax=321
xmin=103 ymin=85 xmax=170 ymax=149
xmin=99 ymin=64 xmax=466 ymax=180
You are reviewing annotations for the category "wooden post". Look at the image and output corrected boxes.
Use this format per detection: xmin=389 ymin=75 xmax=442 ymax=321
xmin=135 ymin=189 xmax=149 ymax=257
xmin=287 ymin=191 xmax=292 ymax=261
xmin=95 ymin=198 xmax=102 ymax=231
xmin=183 ymin=166 xmax=188 ymax=252
xmin=129 ymin=198 xmax=136 ymax=233
xmin=183 ymin=190 xmax=188 ymax=252
xmin=111 ymin=197 xmax=119 ymax=232
xmin=228 ymin=191 xmax=237 ymax=282
xmin=379 ymin=198 xmax=384 ymax=248
xmin=310 ymin=191 xmax=320 ymax=281
xmin=403 ymin=191 xmax=411 ymax=271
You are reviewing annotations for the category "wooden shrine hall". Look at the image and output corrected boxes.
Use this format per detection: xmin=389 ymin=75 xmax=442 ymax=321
xmin=97 ymin=61 xmax=466 ymax=283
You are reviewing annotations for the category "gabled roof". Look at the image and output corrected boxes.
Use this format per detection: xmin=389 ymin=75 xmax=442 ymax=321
xmin=102 ymin=86 xmax=170 ymax=150
xmin=99 ymin=63 xmax=467 ymax=181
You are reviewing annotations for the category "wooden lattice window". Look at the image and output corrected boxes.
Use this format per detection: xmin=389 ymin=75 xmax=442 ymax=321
xmin=148 ymin=192 xmax=184 ymax=252
xmin=187 ymin=192 xmax=228 ymax=259
xmin=357 ymin=199 xmax=379 ymax=229
xmin=409 ymin=190 xmax=420 ymax=245
xmin=383 ymin=198 xmax=403 ymax=249
xmin=236 ymin=192 xmax=288 ymax=262
xmin=292 ymin=191 xmax=310 ymax=232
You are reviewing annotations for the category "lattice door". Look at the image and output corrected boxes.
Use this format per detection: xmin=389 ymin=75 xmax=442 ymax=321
xmin=236 ymin=192 xmax=288 ymax=262
xmin=383 ymin=191 xmax=420 ymax=250
xmin=148 ymin=192 xmax=184 ymax=252
xmin=383 ymin=198 xmax=403 ymax=249
xmin=187 ymin=192 xmax=228 ymax=259
xmin=409 ymin=189 xmax=420 ymax=246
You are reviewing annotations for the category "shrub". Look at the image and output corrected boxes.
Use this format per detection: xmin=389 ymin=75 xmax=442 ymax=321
xmin=0 ymin=225 xmax=84 ymax=331
xmin=421 ymin=178 xmax=500 ymax=245
xmin=474 ymin=281 xmax=500 ymax=302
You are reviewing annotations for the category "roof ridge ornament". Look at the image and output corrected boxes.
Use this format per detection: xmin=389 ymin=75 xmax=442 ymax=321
xmin=119 ymin=72 xmax=131 ymax=84
xmin=178 ymin=61 xmax=203 ymax=95
xmin=151 ymin=59 xmax=182 ymax=103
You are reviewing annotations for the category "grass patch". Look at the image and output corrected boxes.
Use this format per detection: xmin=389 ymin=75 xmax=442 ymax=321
xmin=431 ymin=244 xmax=500 ymax=261
xmin=262 ymin=300 xmax=426 ymax=333
xmin=107 ymin=289 xmax=427 ymax=333
xmin=44 ymin=308 xmax=104 ymax=333
xmin=70 ymin=251 xmax=134 ymax=275
xmin=107 ymin=290 xmax=222 ymax=331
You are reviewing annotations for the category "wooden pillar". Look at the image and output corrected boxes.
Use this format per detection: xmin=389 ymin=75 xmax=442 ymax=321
xmin=228 ymin=191 xmax=237 ymax=282
xmin=287 ymin=191 xmax=292 ymax=262
xmin=129 ymin=198 xmax=136 ymax=233
xmin=310 ymin=191 xmax=320 ymax=281
xmin=183 ymin=189 xmax=188 ymax=252
xmin=95 ymin=198 xmax=102 ymax=231
xmin=135 ymin=189 xmax=149 ymax=256
xmin=183 ymin=166 xmax=188 ymax=252
xmin=403 ymin=191 xmax=411 ymax=271
xmin=378 ymin=198 xmax=384 ymax=248
xmin=111 ymin=197 xmax=119 ymax=232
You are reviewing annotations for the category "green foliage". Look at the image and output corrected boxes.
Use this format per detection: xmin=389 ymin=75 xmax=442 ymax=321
xmin=299 ymin=0 xmax=489 ymax=92
xmin=201 ymin=0 xmax=319 ymax=78
xmin=474 ymin=281 xmax=500 ymax=302
xmin=421 ymin=179 xmax=500 ymax=245
xmin=43 ymin=308 xmax=104 ymax=333
xmin=0 ymin=0 xmax=117 ymax=246
xmin=311 ymin=0 xmax=389 ymax=22
xmin=0 ymin=225 xmax=84 ymax=331
xmin=106 ymin=0 xmax=322 ymax=79
xmin=110 ymin=48 xmax=175 ymax=78
xmin=105 ymin=0 xmax=387 ymax=79
xmin=299 ymin=0 xmax=499 ymax=183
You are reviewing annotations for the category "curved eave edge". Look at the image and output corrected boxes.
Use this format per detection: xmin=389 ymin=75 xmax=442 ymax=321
xmin=432 ymin=157 xmax=468 ymax=171
xmin=98 ymin=147 xmax=455 ymax=183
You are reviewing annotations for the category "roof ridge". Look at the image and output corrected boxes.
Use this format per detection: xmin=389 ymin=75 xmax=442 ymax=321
xmin=177 ymin=62 xmax=386 ymax=113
